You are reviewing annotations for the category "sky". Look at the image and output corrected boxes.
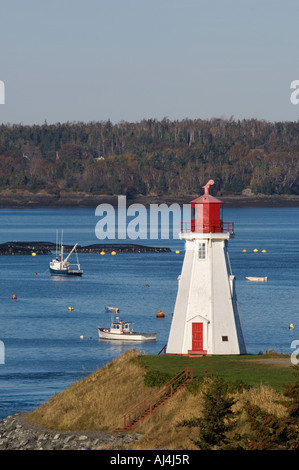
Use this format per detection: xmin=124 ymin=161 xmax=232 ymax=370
xmin=1 ymin=0 xmax=299 ymax=125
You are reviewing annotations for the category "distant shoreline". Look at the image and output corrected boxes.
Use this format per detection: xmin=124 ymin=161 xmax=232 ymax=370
xmin=1 ymin=190 xmax=299 ymax=209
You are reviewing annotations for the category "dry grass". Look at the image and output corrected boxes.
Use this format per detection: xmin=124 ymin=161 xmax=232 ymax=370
xmin=235 ymin=384 xmax=290 ymax=418
xmin=125 ymin=383 xmax=291 ymax=451
xmin=123 ymin=385 xmax=204 ymax=450
xmin=228 ymin=385 xmax=291 ymax=444
xmin=27 ymin=349 xmax=156 ymax=432
xmin=27 ymin=349 xmax=293 ymax=450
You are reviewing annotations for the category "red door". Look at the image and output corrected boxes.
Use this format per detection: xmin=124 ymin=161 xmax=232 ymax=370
xmin=192 ymin=323 xmax=203 ymax=351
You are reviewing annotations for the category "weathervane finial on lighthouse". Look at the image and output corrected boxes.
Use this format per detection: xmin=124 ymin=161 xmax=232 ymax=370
xmin=202 ymin=179 xmax=214 ymax=195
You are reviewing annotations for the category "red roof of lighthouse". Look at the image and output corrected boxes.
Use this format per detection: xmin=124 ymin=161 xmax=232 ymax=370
xmin=190 ymin=179 xmax=222 ymax=204
xmin=190 ymin=193 xmax=222 ymax=204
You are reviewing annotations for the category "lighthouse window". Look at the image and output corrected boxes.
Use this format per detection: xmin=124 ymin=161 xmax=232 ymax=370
xmin=198 ymin=242 xmax=206 ymax=259
xmin=192 ymin=207 xmax=197 ymax=219
xmin=222 ymin=336 xmax=228 ymax=342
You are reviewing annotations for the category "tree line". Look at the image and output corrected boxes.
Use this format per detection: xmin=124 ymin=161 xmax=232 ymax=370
xmin=1 ymin=117 xmax=299 ymax=197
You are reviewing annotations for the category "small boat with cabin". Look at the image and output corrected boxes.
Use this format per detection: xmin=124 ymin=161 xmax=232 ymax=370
xmin=98 ymin=317 xmax=156 ymax=342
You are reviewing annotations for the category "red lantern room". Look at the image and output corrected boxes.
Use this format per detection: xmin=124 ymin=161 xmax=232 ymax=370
xmin=190 ymin=179 xmax=223 ymax=233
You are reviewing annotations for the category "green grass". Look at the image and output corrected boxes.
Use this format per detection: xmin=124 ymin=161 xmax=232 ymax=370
xmin=27 ymin=350 xmax=298 ymax=449
xmin=138 ymin=354 xmax=296 ymax=392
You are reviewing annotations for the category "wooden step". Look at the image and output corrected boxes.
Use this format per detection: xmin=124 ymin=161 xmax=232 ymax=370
xmin=187 ymin=349 xmax=207 ymax=357
xmin=120 ymin=367 xmax=212 ymax=432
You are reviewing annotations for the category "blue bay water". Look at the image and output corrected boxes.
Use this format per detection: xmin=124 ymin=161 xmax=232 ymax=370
xmin=0 ymin=205 xmax=298 ymax=420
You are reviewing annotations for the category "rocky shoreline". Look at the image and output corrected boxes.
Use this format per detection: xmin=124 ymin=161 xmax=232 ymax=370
xmin=0 ymin=412 xmax=140 ymax=450
xmin=1 ymin=189 xmax=299 ymax=208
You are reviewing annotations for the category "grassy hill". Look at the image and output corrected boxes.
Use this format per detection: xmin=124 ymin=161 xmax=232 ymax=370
xmin=27 ymin=349 xmax=298 ymax=450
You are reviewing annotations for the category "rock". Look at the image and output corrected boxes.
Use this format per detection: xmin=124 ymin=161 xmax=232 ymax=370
xmin=0 ymin=412 xmax=141 ymax=450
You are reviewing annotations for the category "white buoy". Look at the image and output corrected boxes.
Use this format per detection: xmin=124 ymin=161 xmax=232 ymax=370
xmin=289 ymin=323 xmax=294 ymax=330
xmin=80 ymin=335 xmax=84 ymax=339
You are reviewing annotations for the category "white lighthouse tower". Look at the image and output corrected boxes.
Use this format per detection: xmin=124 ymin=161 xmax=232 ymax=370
xmin=166 ymin=180 xmax=246 ymax=356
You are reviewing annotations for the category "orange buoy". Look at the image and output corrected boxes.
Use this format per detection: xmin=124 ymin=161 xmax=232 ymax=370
xmin=156 ymin=310 xmax=165 ymax=318
xmin=12 ymin=294 xmax=17 ymax=300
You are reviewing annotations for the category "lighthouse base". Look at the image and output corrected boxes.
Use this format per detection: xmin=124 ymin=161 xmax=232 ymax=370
xmin=167 ymin=352 xmax=245 ymax=359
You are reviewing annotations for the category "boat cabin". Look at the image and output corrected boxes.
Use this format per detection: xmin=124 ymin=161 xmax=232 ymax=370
xmin=111 ymin=320 xmax=133 ymax=334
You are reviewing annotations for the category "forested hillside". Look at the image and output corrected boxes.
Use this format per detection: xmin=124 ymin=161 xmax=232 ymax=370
xmin=1 ymin=118 xmax=299 ymax=197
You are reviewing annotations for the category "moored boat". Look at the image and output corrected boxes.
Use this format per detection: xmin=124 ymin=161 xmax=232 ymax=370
xmin=49 ymin=231 xmax=83 ymax=276
xmin=98 ymin=317 xmax=156 ymax=342
xmin=105 ymin=306 xmax=120 ymax=313
xmin=246 ymin=276 xmax=267 ymax=282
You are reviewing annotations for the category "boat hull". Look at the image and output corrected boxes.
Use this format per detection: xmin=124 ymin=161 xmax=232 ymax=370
xmin=98 ymin=328 xmax=156 ymax=342
xmin=50 ymin=267 xmax=83 ymax=276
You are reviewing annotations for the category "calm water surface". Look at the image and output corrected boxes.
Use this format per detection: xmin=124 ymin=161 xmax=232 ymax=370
xmin=0 ymin=206 xmax=298 ymax=419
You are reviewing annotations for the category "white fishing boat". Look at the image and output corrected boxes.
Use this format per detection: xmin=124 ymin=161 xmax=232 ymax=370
xmin=49 ymin=231 xmax=83 ymax=276
xmin=246 ymin=276 xmax=267 ymax=282
xmin=98 ymin=317 xmax=156 ymax=342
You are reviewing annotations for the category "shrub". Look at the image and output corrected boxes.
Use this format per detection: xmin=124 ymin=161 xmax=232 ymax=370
xmin=244 ymin=366 xmax=299 ymax=450
xmin=180 ymin=377 xmax=237 ymax=450
xmin=143 ymin=370 xmax=172 ymax=388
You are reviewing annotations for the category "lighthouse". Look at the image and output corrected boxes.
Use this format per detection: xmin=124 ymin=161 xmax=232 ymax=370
xmin=166 ymin=180 xmax=246 ymax=356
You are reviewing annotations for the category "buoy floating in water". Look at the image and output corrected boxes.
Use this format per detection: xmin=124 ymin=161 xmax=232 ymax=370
xmin=156 ymin=310 xmax=165 ymax=318
xmin=100 ymin=251 xmax=105 ymax=255
xmin=111 ymin=251 xmax=116 ymax=255
xmin=175 ymin=250 xmax=180 ymax=254
xmin=289 ymin=323 xmax=294 ymax=329
xmin=31 ymin=252 xmax=36 ymax=256
xmin=68 ymin=306 xmax=74 ymax=311
xmin=33 ymin=272 xmax=38 ymax=275
xmin=80 ymin=335 xmax=84 ymax=340
xmin=243 ymin=248 xmax=266 ymax=253
xmin=12 ymin=294 xmax=17 ymax=300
